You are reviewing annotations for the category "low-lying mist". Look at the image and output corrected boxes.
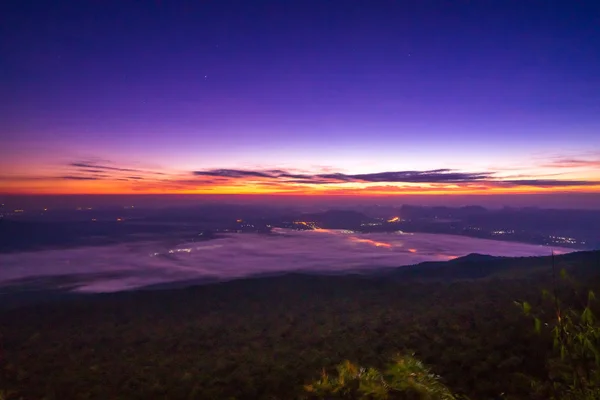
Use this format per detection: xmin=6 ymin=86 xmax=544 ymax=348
xmin=0 ymin=229 xmax=572 ymax=293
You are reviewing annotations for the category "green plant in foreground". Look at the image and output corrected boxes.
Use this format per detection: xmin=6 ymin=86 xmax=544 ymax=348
xmin=305 ymin=354 xmax=458 ymax=399
xmin=517 ymin=267 xmax=600 ymax=399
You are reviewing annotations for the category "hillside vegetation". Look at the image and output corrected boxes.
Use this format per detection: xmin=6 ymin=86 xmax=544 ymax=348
xmin=1 ymin=251 xmax=599 ymax=399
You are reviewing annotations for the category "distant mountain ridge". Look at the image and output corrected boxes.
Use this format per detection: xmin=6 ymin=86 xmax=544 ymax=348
xmin=450 ymin=253 xmax=501 ymax=262
xmin=384 ymin=249 xmax=599 ymax=282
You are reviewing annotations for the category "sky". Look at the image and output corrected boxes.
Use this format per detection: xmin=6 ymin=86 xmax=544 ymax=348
xmin=1 ymin=0 xmax=600 ymax=200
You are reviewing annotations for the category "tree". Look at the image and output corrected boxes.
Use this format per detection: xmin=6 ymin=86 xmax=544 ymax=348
xmin=305 ymin=354 xmax=458 ymax=399
xmin=517 ymin=267 xmax=600 ymax=399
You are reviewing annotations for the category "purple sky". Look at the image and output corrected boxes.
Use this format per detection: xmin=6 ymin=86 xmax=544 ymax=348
xmin=1 ymin=1 xmax=599 ymax=200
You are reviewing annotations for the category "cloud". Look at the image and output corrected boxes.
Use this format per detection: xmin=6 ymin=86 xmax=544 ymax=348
xmin=278 ymin=173 xmax=316 ymax=180
xmin=190 ymin=168 xmax=493 ymax=184
xmin=345 ymin=170 xmax=492 ymax=183
xmin=60 ymin=175 xmax=101 ymax=180
xmin=192 ymin=169 xmax=276 ymax=178
xmin=71 ymin=162 xmax=166 ymax=175
xmin=49 ymin=161 xmax=171 ymax=185
xmin=71 ymin=162 xmax=141 ymax=173
xmin=184 ymin=167 xmax=600 ymax=190
xmin=282 ymin=179 xmax=346 ymax=185
xmin=76 ymin=169 xmax=106 ymax=173
xmin=500 ymin=179 xmax=600 ymax=187
xmin=5 ymin=161 xmax=596 ymax=194
xmin=545 ymin=158 xmax=600 ymax=169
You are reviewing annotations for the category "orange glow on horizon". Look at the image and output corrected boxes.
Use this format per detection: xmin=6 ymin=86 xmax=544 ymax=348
xmin=3 ymin=179 xmax=600 ymax=196
xmin=2 ymin=168 xmax=600 ymax=196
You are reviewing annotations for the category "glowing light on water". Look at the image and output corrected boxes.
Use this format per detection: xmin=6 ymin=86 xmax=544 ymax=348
xmin=349 ymin=237 xmax=392 ymax=248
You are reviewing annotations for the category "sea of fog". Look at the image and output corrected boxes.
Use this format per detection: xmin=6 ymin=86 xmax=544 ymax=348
xmin=0 ymin=229 xmax=572 ymax=293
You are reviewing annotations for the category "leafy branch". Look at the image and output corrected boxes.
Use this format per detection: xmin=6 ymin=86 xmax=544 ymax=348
xmin=516 ymin=257 xmax=600 ymax=400
xmin=305 ymin=354 xmax=460 ymax=399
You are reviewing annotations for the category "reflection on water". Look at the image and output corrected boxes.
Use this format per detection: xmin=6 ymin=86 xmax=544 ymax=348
xmin=0 ymin=229 xmax=572 ymax=293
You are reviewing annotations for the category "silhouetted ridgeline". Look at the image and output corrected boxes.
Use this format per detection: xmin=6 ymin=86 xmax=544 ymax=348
xmin=1 ymin=250 xmax=599 ymax=399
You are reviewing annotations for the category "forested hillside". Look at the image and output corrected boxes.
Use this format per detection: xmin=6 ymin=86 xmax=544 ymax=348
xmin=1 ymin=251 xmax=599 ymax=399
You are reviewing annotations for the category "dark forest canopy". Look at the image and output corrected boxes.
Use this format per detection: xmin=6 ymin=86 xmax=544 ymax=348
xmin=1 ymin=250 xmax=600 ymax=399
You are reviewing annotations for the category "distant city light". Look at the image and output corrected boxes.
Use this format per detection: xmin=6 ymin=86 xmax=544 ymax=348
xmin=549 ymin=235 xmax=577 ymax=244
xmin=349 ymin=237 xmax=392 ymax=248
xmin=492 ymin=230 xmax=515 ymax=235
